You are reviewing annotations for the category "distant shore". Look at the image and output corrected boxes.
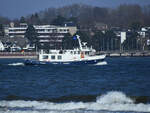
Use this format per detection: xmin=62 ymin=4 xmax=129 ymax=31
xmin=100 ymin=51 xmax=150 ymax=57
xmin=0 ymin=51 xmax=150 ymax=59
xmin=0 ymin=52 xmax=37 ymax=59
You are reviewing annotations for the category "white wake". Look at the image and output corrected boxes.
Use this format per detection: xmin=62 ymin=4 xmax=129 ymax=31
xmin=0 ymin=91 xmax=150 ymax=113
xmin=8 ymin=62 xmax=24 ymax=66
xmin=95 ymin=61 xmax=107 ymax=66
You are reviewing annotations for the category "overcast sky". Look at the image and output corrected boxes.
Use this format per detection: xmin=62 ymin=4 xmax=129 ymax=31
xmin=1 ymin=0 xmax=150 ymax=19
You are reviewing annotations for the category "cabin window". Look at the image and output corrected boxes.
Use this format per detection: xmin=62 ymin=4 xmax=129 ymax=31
xmin=51 ymin=55 xmax=55 ymax=60
xmin=85 ymin=51 xmax=89 ymax=55
xmin=59 ymin=50 xmax=63 ymax=54
xmin=43 ymin=50 xmax=49 ymax=54
xmin=42 ymin=55 xmax=48 ymax=59
xmin=70 ymin=51 xmax=73 ymax=54
xmin=58 ymin=55 xmax=62 ymax=60
xmin=74 ymin=51 xmax=76 ymax=54
xmin=78 ymin=51 xmax=80 ymax=54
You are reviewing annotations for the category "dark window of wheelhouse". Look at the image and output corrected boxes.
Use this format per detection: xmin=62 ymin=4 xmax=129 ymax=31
xmin=78 ymin=51 xmax=80 ymax=54
xmin=59 ymin=50 xmax=63 ymax=54
xmin=85 ymin=51 xmax=89 ymax=55
xmin=43 ymin=55 xmax=48 ymax=59
xmin=58 ymin=55 xmax=62 ymax=60
xmin=51 ymin=55 xmax=55 ymax=59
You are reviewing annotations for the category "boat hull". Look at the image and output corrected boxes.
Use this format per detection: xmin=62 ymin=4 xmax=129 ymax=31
xmin=24 ymin=58 xmax=105 ymax=65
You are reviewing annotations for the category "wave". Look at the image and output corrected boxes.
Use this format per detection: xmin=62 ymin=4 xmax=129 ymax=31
xmin=94 ymin=61 xmax=107 ymax=66
xmin=8 ymin=62 xmax=24 ymax=66
xmin=0 ymin=91 xmax=150 ymax=113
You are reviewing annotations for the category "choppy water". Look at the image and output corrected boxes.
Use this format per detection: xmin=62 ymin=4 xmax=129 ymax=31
xmin=0 ymin=57 xmax=150 ymax=113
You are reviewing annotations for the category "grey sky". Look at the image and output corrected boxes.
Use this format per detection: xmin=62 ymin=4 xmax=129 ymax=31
xmin=1 ymin=0 xmax=150 ymax=19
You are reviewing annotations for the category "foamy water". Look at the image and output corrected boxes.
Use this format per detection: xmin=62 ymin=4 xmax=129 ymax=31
xmin=0 ymin=91 xmax=150 ymax=113
xmin=8 ymin=62 xmax=24 ymax=66
xmin=95 ymin=61 xmax=107 ymax=66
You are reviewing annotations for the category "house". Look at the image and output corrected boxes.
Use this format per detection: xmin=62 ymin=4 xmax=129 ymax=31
xmin=94 ymin=23 xmax=108 ymax=30
xmin=0 ymin=40 xmax=4 ymax=51
xmin=23 ymin=44 xmax=35 ymax=51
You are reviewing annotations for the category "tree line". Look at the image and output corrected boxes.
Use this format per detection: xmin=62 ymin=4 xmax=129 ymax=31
xmin=0 ymin=4 xmax=150 ymax=28
xmin=1 ymin=4 xmax=150 ymax=51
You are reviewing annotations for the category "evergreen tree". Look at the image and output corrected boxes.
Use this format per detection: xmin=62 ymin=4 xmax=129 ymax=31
xmin=75 ymin=31 xmax=91 ymax=46
xmin=28 ymin=13 xmax=41 ymax=25
xmin=51 ymin=15 xmax=67 ymax=26
xmin=0 ymin=24 xmax=4 ymax=37
xmin=20 ymin=16 xmax=26 ymax=23
xmin=62 ymin=33 xmax=72 ymax=49
xmin=25 ymin=24 xmax=38 ymax=44
xmin=103 ymin=30 xmax=118 ymax=51
xmin=130 ymin=21 xmax=141 ymax=31
xmin=92 ymin=31 xmax=104 ymax=51
xmin=62 ymin=31 xmax=90 ymax=49
xmin=123 ymin=31 xmax=139 ymax=50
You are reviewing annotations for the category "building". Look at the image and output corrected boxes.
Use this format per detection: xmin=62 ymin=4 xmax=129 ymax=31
xmin=94 ymin=23 xmax=108 ymax=30
xmin=0 ymin=40 xmax=4 ymax=51
xmin=5 ymin=23 xmax=77 ymax=49
xmin=8 ymin=23 xmax=27 ymax=38
xmin=6 ymin=23 xmax=77 ymax=38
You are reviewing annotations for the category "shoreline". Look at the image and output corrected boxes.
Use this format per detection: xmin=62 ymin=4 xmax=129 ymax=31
xmin=0 ymin=52 xmax=37 ymax=59
xmin=100 ymin=51 xmax=150 ymax=57
xmin=0 ymin=52 xmax=150 ymax=59
xmin=0 ymin=56 xmax=37 ymax=59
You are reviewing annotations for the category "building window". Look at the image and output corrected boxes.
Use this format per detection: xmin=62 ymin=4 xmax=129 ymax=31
xmin=52 ymin=29 xmax=57 ymax=33
xmin=58 ymin=55 xmax=62 ymax=60
xmin=43 ymin=55 xmax=48 ymax=59
xmin=51 ymin=55 xmax=55 ymax=60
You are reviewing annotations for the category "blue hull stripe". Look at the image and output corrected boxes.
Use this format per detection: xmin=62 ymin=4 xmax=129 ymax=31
xmin=24 ymin=59 xmax=104 ymax=65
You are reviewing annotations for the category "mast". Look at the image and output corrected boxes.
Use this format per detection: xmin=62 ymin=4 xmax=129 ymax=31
xmin=76 ymin=35 xmax=83 ymax=51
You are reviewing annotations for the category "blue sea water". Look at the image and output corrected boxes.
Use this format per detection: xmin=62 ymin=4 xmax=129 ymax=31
xmin=0 ymin=57 xmax=150 ymax=113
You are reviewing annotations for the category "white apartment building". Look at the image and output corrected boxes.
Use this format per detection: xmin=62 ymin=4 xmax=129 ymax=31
xmin=7 ymin=23 xmax=77 ymax=37
xmin=7 ymin=23 xmax=75 ymax=36
xmin=5 ymin=23 xmax=77 ymax=49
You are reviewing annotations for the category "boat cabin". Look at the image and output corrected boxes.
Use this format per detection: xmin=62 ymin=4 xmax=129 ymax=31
xmin=39 ymin=48 xmax=95 ymax=62
xmin=38 ymin=35 xmax=96 ymax=62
